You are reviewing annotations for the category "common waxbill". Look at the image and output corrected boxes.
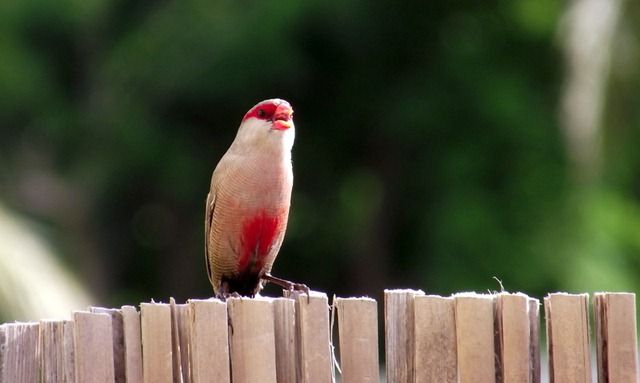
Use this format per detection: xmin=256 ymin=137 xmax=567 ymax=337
xmin=205 ymin=98 xmax=307 ymax=298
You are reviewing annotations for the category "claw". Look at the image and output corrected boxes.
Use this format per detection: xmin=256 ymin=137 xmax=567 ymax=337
xmin=263 ymin=273 xmax=310 ymax=303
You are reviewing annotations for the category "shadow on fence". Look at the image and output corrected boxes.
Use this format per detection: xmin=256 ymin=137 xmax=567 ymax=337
xmin=0 ymin=290 xmax=637 ymax=382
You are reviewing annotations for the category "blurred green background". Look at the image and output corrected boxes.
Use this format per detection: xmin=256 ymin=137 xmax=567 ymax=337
xmin=1 ymin=0 xmax=640 ymax=321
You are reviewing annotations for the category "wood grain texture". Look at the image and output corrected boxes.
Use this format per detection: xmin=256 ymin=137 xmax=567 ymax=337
xmin=296 ymin=291 xmax=332 ymax=383
xmin=91 ymin=307 xmax=125 ymax=383
xmin=594 ymin=293 xmax=638 ymax=383
xmin=384 ymin=289 xmax=424 ymax=383
xmin=414 ymin=295 xmax=456 ymax=383
xmin=454 ymin=293 xmax=496 ymax=383
xmin=39 ymin=319 xmax=75 ymax=383
xmin=545 ymin=293 xmax=591 ymax=383
xmin=121 ymin=305 xmax=143 ymax=383
xmin=496 ymin=293 xmax=530 ymax=383
xmin=227 ymin=297 xmax=277 ymax=383
xmin=188 ymin=299 xmax=230 ymax=383
xmin=528 ymin=298 xmax=541 ymax=383
xmin=0 ymin=322 xmax=39 ymax=383
xmin=140 ymin=303 xmax=173 ymax=383
xmin=74 ymin=311 xmax=115 ymax=383
xmin=336 ymin=297 xmax=379 ymax=383
xmin=172 ymin=302 xmax=191 ymax=383
xmin=273 ymin=297 xmax=297 ymax=383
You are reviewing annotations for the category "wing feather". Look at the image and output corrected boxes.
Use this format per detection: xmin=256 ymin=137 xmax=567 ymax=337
xmin=204 ymin=191 xmax=216 ymax=285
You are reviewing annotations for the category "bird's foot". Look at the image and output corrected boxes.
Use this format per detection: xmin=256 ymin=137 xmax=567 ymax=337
xmin=215 ymin=287 xmax=243 ymax=302
xmin=263 ymin=273 xmax=310 ymax=303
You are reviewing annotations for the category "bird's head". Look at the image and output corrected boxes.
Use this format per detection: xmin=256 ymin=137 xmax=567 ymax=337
xmin=232 ymin=99 xmax=295 ymax=153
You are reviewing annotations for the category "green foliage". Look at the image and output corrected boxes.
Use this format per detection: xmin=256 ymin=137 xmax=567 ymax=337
xmin=1 ymin=0 xmax=639 ymax=306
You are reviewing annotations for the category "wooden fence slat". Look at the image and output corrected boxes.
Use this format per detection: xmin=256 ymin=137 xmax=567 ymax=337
xmin=594 ymin=293 xmax=638 ymax=383
xmin=413 ymin=295 xmax=456 ymax=383
xmin=121 ymin=305 xmax=143 ymax=383
xmin=273 ymin=297 xmax=297 ymax=383
xmin=294 ymin=291 xmax=333 ymax=383
xmin=454 ymin=293 xmax=496 ymax=383
xmin=227 ymin=297 xmax=277 ymax=383
xmin=496 ymin=293 xmax=531 ymax=383
xmin=74 ymin=311 xmax=115 ymax=383
xmin=39 ymin=319 xmax=74 ymax=383
xmin=140 ymin=302 xmax=173 ymax=383
xmin=39 ymin=320 xmax=64 ymax=382
xmin=172 ymin=301 xmax=191 ymax=383
xmin=545 ymin=293 xmax=592 ymax=383
xmin=335 ymin=297 xmax=379 ymax=383
xmin=0 ymin=322 xmax=39 ymax=383
xmin=528 ymin=298 xmax=541 ymax=383
xmin=91 ymin=307 xmax=126 ymax=383
xmin=384 ymin=289 xmax=424 ymax=383
xmin=188 ymin=299 xmax=230 ymax=383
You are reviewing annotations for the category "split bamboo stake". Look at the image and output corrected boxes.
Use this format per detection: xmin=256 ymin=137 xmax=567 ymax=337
xmin=74 ymin=311 xmax=115 ymax=382
xmin=335 ymin=297 xmax=379 ymax=383
xmin=0 ymin=322 xmax=39 ymax=383
xmin=227 ymin=297 xmax=277 ymax=383
xmin=140 ymin=302 xmax=173 ymax=383
xmin=594 ymin=293 xmax=638 ymax=383
xmin=545 ymin=293 xmax=591 ymax=383
xmin=413 ymin=295 xmax=456 ymax=383
xmin=90 ymin=307 xmax=125 ymax=383
xmin=188 ymin=298 xmax=230 ymax=383
xmin=293 ymin=291 xmax=333 ymax=383
xmin=273 ymin=297 xmax=297 ymax=383
xmin=384 ymin=289 xmax=424 ymax=383
xmin=121 ymin=305 xmax=143 ymax=383
xmin=495 ymin=293 xmax=532 ymax=383
xmin=454 ymin=293 xmax=496 ymax=383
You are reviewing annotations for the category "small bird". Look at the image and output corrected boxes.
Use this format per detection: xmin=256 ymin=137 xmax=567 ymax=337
xmin=205 ymin=99 xmax=307 ymax=298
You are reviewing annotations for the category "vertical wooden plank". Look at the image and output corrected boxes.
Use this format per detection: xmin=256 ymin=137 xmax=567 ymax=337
xmin=63 ymin=320 xmax=75 ymax=383
xmin=169 ymin=298 xmax=185 ymax=383
xmin=594 ymin=293 xmax=638 ymax=383
xmin=496 ymin=293 xmax=531 ymax=383
xmin=227 ymin=297 xmax=277 ymax=383
xmin=74 ymin=311 xmax=115 ymax=383
xmin=545 ymin=293 xmax=591 ymax=383
xmin=173 ymin=302 xmax=191 ymax=383
xmin=91 ymin=307 xmax=126 ymax=383
xmin=187 ymin=299 xmax=230 ymax=383
xmin=273 ymin=297 xmax=297 ymax=383
xmin=0 ymin=322 xmax=39 ymax=383
xmin=528 ymin=298 xmax=541 ymax=383
xmin=454 ymin=293 xmax=496 ymax=383
xmin=141 ymin=302 xmax=173 ymax=383
xmin=121 ymin=305 xmax=143 ymax=383
xmin=335 ymin=297 xmax=379 ymax=383
xmin=413 ymin=295 xmax=456 ymax=383
xmin=295 ymin=291 xmax=332 ymax=383
xmin=0 ymin=325 xmax=4 ymax=381
xmin=385 ymin=289 xmax=424 ymax=383
xmin=40 ymin=319 xmax=70 ymax=382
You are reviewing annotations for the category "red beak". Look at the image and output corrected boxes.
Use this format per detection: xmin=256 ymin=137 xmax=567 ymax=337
xmin=273 ymin=103 xmax=293 ymax=130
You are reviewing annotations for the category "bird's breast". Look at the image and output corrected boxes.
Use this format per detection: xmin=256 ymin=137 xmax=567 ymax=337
xmin=237 ymin=209 xmax=285 ymax=273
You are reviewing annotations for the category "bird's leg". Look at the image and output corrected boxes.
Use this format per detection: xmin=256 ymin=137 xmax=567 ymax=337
xmin=263 ymin=273 xmax=310 ymax=298
xmin=216 ymin=281 xmax=242 ymax=301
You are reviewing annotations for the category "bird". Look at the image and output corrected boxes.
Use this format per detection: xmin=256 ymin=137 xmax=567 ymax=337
xmin=205 ymin=98 xmax=308 ymax=299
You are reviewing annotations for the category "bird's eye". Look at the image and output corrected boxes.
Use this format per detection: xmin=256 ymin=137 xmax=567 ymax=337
xmin=257 ymin=109 xmax=266 ymax=118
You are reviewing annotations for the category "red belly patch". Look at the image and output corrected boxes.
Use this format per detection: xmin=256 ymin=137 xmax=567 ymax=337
xmin=238 ymin=211 xmax=280 ymax=273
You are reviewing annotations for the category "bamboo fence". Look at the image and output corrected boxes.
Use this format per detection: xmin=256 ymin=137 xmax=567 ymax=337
xmin=0 ymin=290 xmax=638 ymax=382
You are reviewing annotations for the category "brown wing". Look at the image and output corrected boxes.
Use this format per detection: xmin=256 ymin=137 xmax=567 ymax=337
xmin=204 ymin=190 xmax=216 ymax=286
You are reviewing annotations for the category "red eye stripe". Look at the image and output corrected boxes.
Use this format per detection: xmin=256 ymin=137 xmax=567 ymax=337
xmin=242 ymin=99 xmax=291 ymax=122
xmin=243 ymin=102 xmax=278 ymax=121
